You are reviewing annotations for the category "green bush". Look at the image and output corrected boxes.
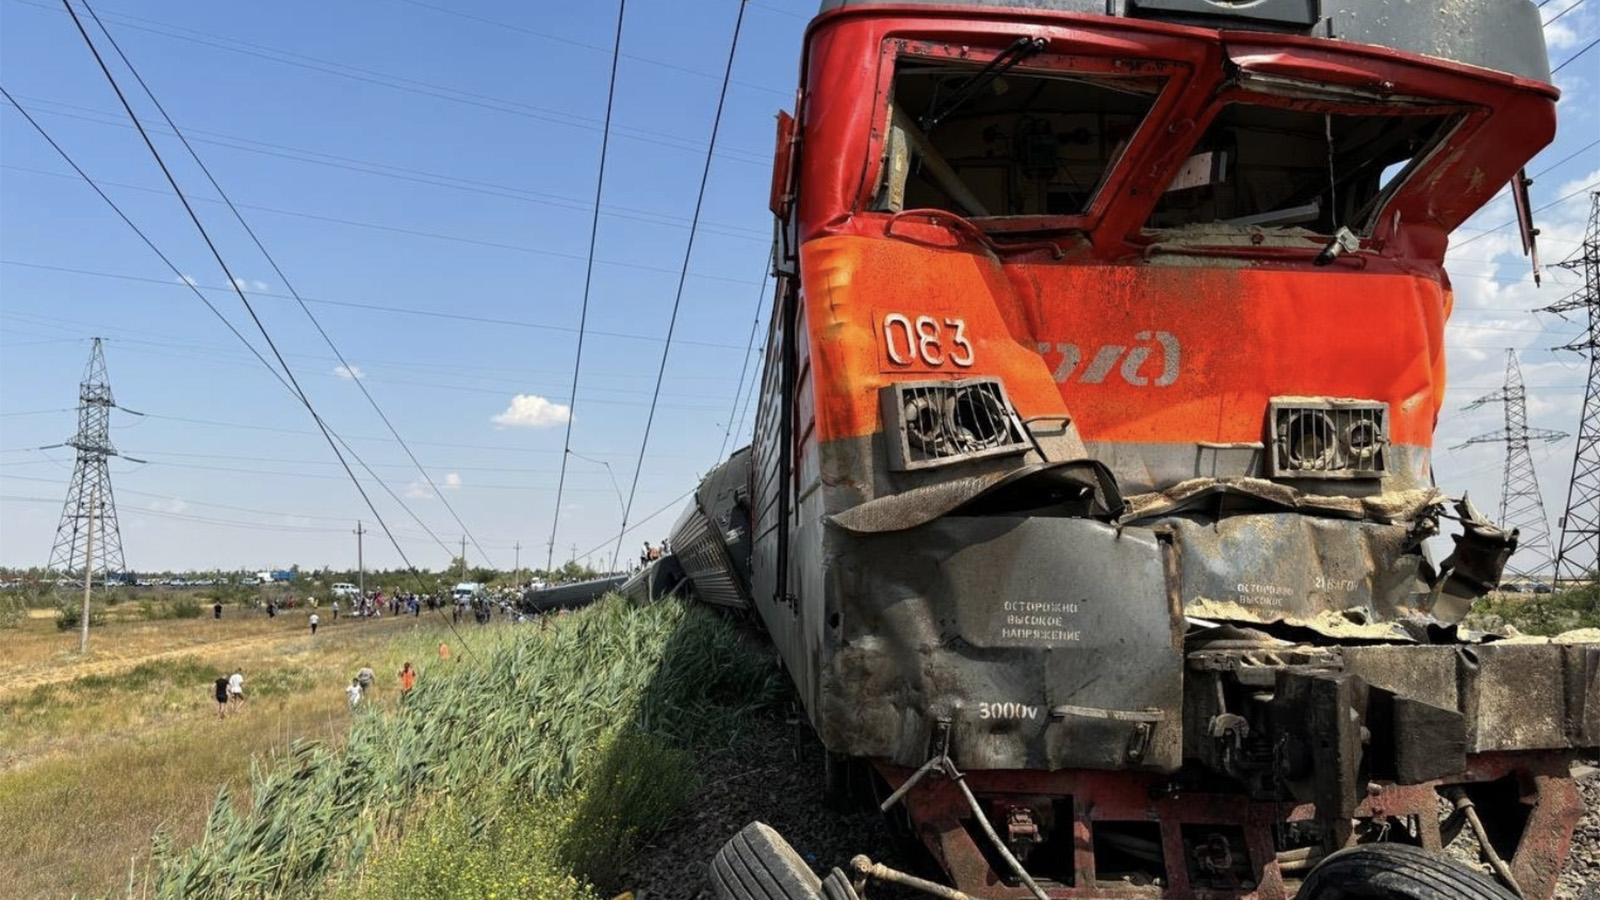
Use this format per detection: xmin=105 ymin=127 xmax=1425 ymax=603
xmin=0 ymin=592 xmax=23 ymax=629
xmin=55 ymin=601 xmax=106 ymax=632
xmin=1468 ymin=582 xmax=1600 ymax=636
xmin=171 ymin=598 xmax=204 ymax=619
xmin=130 ymin=597 xmax=782 ymax=900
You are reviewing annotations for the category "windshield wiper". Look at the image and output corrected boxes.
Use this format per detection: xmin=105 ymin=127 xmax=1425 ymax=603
xmin=920 ymin=36 xmax=1048 ymax=132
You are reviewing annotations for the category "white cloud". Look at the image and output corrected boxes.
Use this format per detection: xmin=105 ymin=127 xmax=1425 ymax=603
xmin=178 ymin=274 xmax=199 ymax=287
xmin=491 ymin=394 xmax=571 ymax=428
xmin=334 ymin=364 xmax=365 ymax=380
xmin=150 ymin=498 xmax=189 ymax=513
xmin=404 ymin=473 xmax=462 ymax=500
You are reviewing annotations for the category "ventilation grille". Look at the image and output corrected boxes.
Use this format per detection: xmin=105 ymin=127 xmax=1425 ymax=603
xmin=882 ymin=379 xmax=1029 ymax=471
xmin=1267 ymin=399 xmax=1388 ymax=480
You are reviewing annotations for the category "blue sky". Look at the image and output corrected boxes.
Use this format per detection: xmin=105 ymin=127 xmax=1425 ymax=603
xmin=0 ymin=0 xmax=1596 ymax=574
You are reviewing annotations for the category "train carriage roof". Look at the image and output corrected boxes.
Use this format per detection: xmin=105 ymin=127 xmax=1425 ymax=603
xmin=816 ymin=0 xmax=1552 ymax=83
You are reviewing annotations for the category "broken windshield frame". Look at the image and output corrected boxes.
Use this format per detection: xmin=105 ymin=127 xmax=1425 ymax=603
xmin=1143 ymin=94 xmax=1467 ymax=239
xmin=868 ymin=41 xmax=1174 ymax=235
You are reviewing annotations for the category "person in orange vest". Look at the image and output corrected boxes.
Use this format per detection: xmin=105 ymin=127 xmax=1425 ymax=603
xmin=399 ymin=661 xmax=417 ymax=700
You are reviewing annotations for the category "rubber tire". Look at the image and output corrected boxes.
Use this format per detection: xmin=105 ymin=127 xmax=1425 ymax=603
xmin=1296 ymin=843 xmax=1519 ymax=900
xmin=711 ymin=822 xmax=823 ymax=900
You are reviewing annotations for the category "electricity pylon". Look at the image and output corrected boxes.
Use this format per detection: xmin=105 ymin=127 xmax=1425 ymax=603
xmin=45 ymin=338 xmax=134 ymax=584
xmin=1544 ymin=192 xmax=1600 ymax=585
xmin=1456 ymin=349 xmax=1566 ymax=581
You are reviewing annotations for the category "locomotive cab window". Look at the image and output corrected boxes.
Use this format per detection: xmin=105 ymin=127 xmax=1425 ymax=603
xmin=1146 ymin=104 xmax=1457 ymax=233
xmin=874 ymin=58 xmax=1162 ymax=219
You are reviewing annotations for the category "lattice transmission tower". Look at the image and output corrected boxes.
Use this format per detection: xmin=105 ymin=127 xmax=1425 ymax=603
xmin=1544 ymin=192 xmax=1600 ymax=584
xmin=45 ymin=338 xmax=130 ymax=582
xmin=1456 ymin=349 xmax=1567 ymax=580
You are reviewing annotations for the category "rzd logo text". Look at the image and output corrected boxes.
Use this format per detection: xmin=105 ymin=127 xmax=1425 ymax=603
xmin=1037 ymin=331 xmax=1180 ymax=387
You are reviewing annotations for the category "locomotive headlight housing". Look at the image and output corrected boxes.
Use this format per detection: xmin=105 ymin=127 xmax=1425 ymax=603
xmin=882 ymin=378 xmax=1029 ymax=471
xmin=1267 ymin=398 xmax=1388 ymax=479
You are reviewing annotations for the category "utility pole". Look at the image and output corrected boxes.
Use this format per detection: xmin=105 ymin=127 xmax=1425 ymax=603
xmin=513 ymin=541 xmax=522 ymax=583
xmin=79 ymin=494 xmax=95 ymax=653
xmin=1455 ymin=349 xmax=1567 ymax=581
xmin=353 ymin=520 xmax=366 ymax=598
xmin=459 ymin=535 xmax=467 ymax=581
xmin=1544 ymin=192 xmax=1600 ymax=585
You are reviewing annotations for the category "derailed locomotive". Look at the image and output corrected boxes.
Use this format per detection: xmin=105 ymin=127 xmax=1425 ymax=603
xmin=629 ymin=1 xmax=1600 ymax=897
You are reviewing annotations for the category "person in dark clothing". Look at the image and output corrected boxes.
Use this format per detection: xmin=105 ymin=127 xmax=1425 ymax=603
xmin=267 ymin=601 xmax=277 ymax=619
xmin=214 ymin=676 xmax=230 ymax=719
xmin=213 ymin=601 xmax=223 ymax=620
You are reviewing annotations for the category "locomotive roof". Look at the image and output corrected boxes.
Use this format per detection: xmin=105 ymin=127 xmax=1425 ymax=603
xmin=815 ymin=0 xmax=1552 ymax=83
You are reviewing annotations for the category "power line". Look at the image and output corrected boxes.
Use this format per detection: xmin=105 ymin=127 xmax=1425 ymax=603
xmin=0 ymin=85 xmax=458 ymax=564
xmin=78 ymin=0 xmax=497 ymax=569
xmin=8 ymin=0 xmax=773 ymax=167
xmin=383 ymin=0 xmax=788 ymax=97
xmin=715 ymin=253 xmax=772 ymax=464
xmin=49 ymin=0 xmax=481 ymax=652
xmin=1451 ymin=180 xmax=1600 ymax=250
xmin=1552 ymin=37 xmax=1599 ymax=74
xmin=1542 ymin=0 xmax=1584 ymax=27
xmin=612 ymin=0 xmax=750 ymax=571
xmin=0 ymin=259 xmax=755 ymax=348
xmin=549 ymin=0 xmax=626 ymax=573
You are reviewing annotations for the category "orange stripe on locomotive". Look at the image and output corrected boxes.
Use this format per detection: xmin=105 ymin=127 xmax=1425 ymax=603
xmin=799 ymin=233 xmax=1448 ymax=450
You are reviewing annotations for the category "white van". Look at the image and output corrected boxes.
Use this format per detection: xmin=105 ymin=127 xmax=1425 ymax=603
xmin=331 ymin=582 xmax=360 ymax=599
xmin=452 ymin=582 xmax=483 ymax=602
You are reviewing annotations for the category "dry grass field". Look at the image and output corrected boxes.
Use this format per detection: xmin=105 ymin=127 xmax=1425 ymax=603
xmin=0 ymin=603 xmax=471 ymax=899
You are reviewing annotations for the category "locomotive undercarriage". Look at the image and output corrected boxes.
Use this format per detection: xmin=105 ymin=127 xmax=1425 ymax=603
xmin=805 ymin=479 xmax=1598 ymax=900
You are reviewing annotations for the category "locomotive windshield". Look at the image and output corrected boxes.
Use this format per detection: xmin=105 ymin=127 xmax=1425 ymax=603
xmin=1146 ymin=103 xmax=1459 ymax=233
xmin=874 ymin=57 xmax=1162 ymax=218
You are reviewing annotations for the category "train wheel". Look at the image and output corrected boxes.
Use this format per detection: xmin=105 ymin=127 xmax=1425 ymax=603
xmin=1296 ymin=843 xmax=1518 ymax=900
xmin=711 ymin=822 xmax=822 ymax=900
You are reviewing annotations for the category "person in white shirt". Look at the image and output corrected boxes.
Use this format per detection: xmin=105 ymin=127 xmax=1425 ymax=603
xmin=309 ymin=612 xmax=320 ymax=636
xmin=227 ymin=669 xmax=244 ymax=713
xmin=345 ymin=679 xmax=362 ymax=708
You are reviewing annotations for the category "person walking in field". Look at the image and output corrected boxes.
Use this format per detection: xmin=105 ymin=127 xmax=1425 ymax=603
xmin=331 ymin=599 xmax=340 ymax=620
xmin=309 ymin=612 xmax=320 ymax=636
xmin=356 ymin=664 xmax=374 ymax=699
xmin=399 ymin=661 xmax=416 ymax=700
xmin=213 ymin=600 xmax=223 ymax=620
xmin=227 ymin=668 xmax=245 ymax=713
xmin=346 ymin=678 xmax=362 ymax=709
xmin=214 ymin=675 xmax=230 ymax=719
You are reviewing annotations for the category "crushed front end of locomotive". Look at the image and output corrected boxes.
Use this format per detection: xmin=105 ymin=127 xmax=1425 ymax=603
xmin=692 ymin=1 xmax=1600 ymax=898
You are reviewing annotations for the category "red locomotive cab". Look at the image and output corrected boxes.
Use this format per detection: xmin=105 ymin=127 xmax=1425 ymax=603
xmin=724 ymin=2 xmax=1597 ymax=899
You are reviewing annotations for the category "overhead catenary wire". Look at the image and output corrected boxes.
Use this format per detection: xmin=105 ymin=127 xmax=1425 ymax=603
xmin=50 ymin=0 xmax=480 ymax=655
xmin=548 ymin=0 xmax=627 ymax=574
xmin=7 ymin=0 xmax=774 ymax=167
xmin=78 ymin=0 xmax=497 ymax=570
xmin=611 ymin=0 xmax=750 ymax=571
xmin=714 ymin=253 xmax=773 ymax=464
xmin=1552 ymin=37 xmax=1599 ymax=74
xmin=1542 ymin=0 xmax=1584 ymax=27
xmin=1451 ymin=180 xmax=1600 ymax=250
xmin=0 ymin=258 xmax=756 ymax=348
xmin=0 ymin=85 xmax=460 ymax=565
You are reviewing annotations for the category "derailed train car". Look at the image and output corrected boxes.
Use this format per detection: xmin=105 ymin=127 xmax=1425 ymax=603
xmin=637 ymin=1 xmax=1600 ymax=897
